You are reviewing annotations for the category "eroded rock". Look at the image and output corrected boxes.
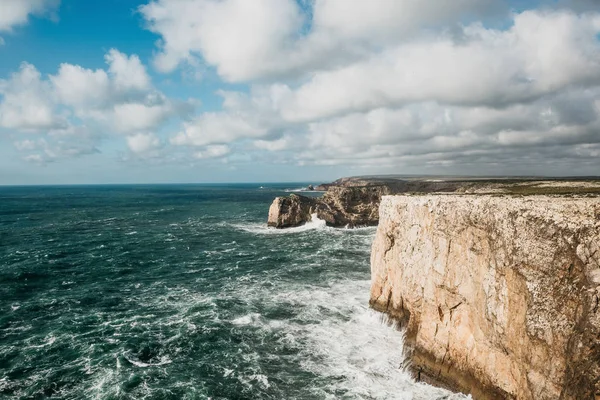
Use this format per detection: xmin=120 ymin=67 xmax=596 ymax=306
xmin=267 ymin=194 xmax=316 ymax=228
xmin=370 ymin=195 xmax=600 ymax=400
xmin=267 ymin=185 xmax=392 ymax=228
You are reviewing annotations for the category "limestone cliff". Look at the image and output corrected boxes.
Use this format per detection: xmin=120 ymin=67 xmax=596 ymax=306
xmin=268 ymin=178 xmax=600 ymax=229
xmin=370 ymin=195 xmax=600 ymax=400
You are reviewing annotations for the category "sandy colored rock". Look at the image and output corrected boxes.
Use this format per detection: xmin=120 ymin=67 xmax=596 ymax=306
xmin=370 ymin=195 xmax=600 ymax=400
xmin=267 ymin=194 xmax=316 ymax=228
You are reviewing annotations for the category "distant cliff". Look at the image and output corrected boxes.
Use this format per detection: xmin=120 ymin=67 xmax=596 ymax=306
xmin=267 ymin=177 xmax=600 ymax=229
xmin=370 ymin=195 xmax=600 ymax=399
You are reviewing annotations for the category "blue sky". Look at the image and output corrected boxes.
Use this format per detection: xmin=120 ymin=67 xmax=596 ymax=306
xmin=1 ymin=0 xmax=599 ymax=184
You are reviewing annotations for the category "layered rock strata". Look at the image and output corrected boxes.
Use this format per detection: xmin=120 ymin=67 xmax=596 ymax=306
xmin=370 ymin=195 xmax=600 ymax=399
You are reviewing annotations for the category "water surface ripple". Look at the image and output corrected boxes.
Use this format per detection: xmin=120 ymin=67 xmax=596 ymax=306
xmin=0 ymin=185 xmax=466 ymax=399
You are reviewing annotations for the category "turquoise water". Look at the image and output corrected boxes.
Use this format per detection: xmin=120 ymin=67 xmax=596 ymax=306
xmin=0 ymin=185 xmax=464 ymax=399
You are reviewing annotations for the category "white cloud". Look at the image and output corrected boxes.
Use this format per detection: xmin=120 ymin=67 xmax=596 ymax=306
xmin=0 ymin=62 xmax=66 ymax=130
xmin=126 ymin=132 xmax=162 ymax=154
xmin=140 ymin=0 xmax=499 ymax=82
xmin=171 ymin=112 xmax=268 ymax=146
xmin=14 ymin=125 xmax=100 ymax=163
xmin=311 ymin=0 xmax=498 ymax=41
xmin=276 ymin=11 xmax=600 ymax=121
xmin=254 ymin=136 xmax=293 ymax=152
xmin=14 ymin=138 xmax=40 ymax=151
xmin=113 ymin=102 xmax=173 ymax=133
xmin=50 ymin=49 xmax=153 ymax=109
xmin=149 ymin=7 xmax=600 ymax=175
xmin=0 ymin=0 xmax=60 ymax=32
xmin=280 ymin=86 xmax=600 ymax=169
xmin=50 ymin=64 xmax=110 ymax=107
xmin=105 ymin=49 xmax=151 ymax=93
xmin=140 ymin=0 xmax=304 ymax=80
xmin=1 ymin=49 xmax=196 ymax=163
xmin=170 ymin=89 xmax=281 ymax=146
xmin=135 ymin=0 xmax=600 ymax=174
xmin=194 ymin=144 xmax=230 ymax=159
xmin=46 ymin=50 xmax=194 ymax=134
xmin=4 ymin=1 xmax=600 ymax=175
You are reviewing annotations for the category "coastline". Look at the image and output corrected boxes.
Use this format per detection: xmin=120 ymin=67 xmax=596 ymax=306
xmin=269 ymin=177 xmax=600 ymax=399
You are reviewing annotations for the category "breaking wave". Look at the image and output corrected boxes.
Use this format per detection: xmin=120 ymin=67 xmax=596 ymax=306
xmin=0 ymin=185 xmax=466 ymax=399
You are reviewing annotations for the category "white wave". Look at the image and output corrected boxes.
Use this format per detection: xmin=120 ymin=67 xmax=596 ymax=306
xmin=231 ymin=313 xmax=262 ymax=326
xmin=233 ymin=213 xmax=328 ymax=235
xmin=123 ymin=353 xmax=172 ymax=368
xmin=234 ymin=278 xmax=469 ymax=399
xmin=25 ymin=334 xmax=57 ymax=349
xmin=283 ymin=187 xmax=309 ymax=192
xmin=249 ymin=373 xmax=270 ymax=389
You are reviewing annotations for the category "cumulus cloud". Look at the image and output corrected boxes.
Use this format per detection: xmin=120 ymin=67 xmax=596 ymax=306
xmin=105 ymin=49 xmax=151 ymax=93
xmin=193 ymin=144 xmax=230 ymax=159
xmin=170 ymin=88 xmax=285 ymax=146
xmin=14 ymin=125 xmax=100 ymax=164
xmin=275 ymin=11 xmax=600 ymax=121
xmin=0 ymin=0 xmax=60 ymax=32
xmin=51 ymin=64 xmax=111 ymax=107
xmin=143 ymin=4 xmax=600 ymax=175
xmin=140 ymin=0 xmax=500 ymax=82
xmin=4 ymin=0 xmax=600 ymax=175
xmin=0 ymin=49 xmax=196 ymax=162
xmin=0 ymin=63 xmax=67 ymax=130
xmin=126 ymin=132 xmax=162 ymax=155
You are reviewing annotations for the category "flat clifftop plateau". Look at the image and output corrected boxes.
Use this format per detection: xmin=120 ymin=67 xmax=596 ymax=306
xmin=370 ymin=195 xmax=600 ymax=400
xmin=268 ymin=178 xmax=600 ymax=228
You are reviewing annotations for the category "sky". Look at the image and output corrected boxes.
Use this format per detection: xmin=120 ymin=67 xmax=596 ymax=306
xmin=1 ymin=0 xmax=600 ymax=184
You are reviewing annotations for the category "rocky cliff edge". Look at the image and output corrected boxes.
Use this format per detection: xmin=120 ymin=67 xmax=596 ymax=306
xmin=370 ymin=195 xmax=600 ymax=400
xmin=267 ymin=178 xmax=600 ymax=229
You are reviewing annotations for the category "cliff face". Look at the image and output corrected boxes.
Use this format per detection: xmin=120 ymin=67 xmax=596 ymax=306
xmin=316 ymin=185 xmax=392 ymax=227
xmin=370 ymin=195 xmax=600 ymax=400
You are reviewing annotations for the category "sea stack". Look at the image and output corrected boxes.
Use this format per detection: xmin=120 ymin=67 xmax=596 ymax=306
xmin=267 ymin=185 xmax=391 ymax=228
xmin=370 ymin=194 xmax=600 ymax=399
xmin=267 ymin=194 xmax=316 ymax=228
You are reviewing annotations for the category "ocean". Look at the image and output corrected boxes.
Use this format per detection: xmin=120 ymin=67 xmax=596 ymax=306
xmin=0 ymin=184 xmax=466 ymax=400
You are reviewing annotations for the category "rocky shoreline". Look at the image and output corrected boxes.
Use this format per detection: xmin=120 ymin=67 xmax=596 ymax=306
xmin=267 ymin=176 xmax=600 ymax=228
xmin=267 ymin=176 xmax=600 ymax=399
xmin=267 ymin=185 xmax=390 ymax=228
